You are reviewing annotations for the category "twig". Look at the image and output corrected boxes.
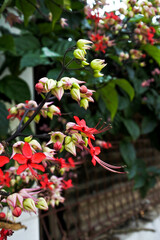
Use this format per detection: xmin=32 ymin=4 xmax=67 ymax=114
xmin=27 ymin=0 xmax=50 ymax=21
xmin=110 ymin=227 xmax=156 ymax=234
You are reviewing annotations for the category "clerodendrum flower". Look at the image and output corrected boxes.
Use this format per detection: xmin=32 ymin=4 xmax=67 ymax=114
xmin=13 ymin=142 xmax=46 ymax=175
xmin=88 ymin=138 xmax=123 ymax=173
xmin=72 ymin=116 xmax=111 ymax=140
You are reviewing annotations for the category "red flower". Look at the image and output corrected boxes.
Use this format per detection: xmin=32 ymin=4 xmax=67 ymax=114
xmin=0 ymin=228 xmax=13 ymax=240
xmin=88 ymin=138 xmax=123 ymax=173
xmin=90 ymin=33 xmax=103 ymax=42
xmin=13 ymin=142 xmax=46 ymax=175
xmin=105 ymin=12 xmax=120 ymax=21
xmin=94 ymin=41 xmax=107 ymax=53
xmin=38 ymin=174 xmax=53 ymax=190
xmin=73 ymin=116 xmax=111 ymax=140
xmin=62 ymin=179 xmax=73 ymax=189
xmin=0 ymin=156 xmax=9 ymax=167
xmin=0 ymin=169 xmax=11 ymax=187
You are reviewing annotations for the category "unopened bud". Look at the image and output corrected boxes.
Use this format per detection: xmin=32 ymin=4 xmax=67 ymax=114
xmin=0 ymin=212 xmax=6 ymax=219
xmin=70 ymin=88 xmax=81 ymax=102
xmin=80 ymin=98 xmax=89 ymax=109
xmin=24 ymin=135 xmax=33 ymax=143
xmin=12 ymin=207 xmax=22 ymax=217
xmin=23 ymin=198 xmax=37 ymax=213
xmin=53 ymin=141 xmax=62 ymax=151
xmin=35 ymin=82 xmax=44 ymax=93
xmin=73 ymin=49 xmax=86 ymax=60
xmin=36 ymin=198 xmax=48 ymax=210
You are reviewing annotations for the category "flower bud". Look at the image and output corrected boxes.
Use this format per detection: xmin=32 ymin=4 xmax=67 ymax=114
xmin=34 ymin=114 xmax=41 ymax=123
xmin=35 ymin=83 xmax=44 ymax=93
xmin=51 ymin=87 xmax=64 ymax=101
xmin=65 ymin=136 xmax=72 ymax=144
xmin=7 ymin=193 xmax=23 ymax=208
xmin=90 ymin=59 xmax=107 ymax=71
xmin=93 ymin=70 xmax=104 ymax=78
xmin=24 ymin=135 xmax=33 ymax=143
xmin=77 ymin=39 xmax=92 ymax=50
xmin=23 ymin=198 xmax=37 ymax=213
xmin=65 ymin=141 xmax=76 ymax=156
xmin=0 ymin=212 xmax=6 ymax=219
xmin=12 ymin=207 xmax=22 ymax=217
xmin=70 ymin=88 xmax=81 ymax=102
xmin=80 ymin=98 xmax=89 ymax=109
xmin=10 ymin=106 xmax=18 ymax=115
xmin=72 ymin=82 xmax=80 ymax=89
xmin=80 ymin=85 xmax=88 ymax=93
xmin=81 ymin=60 xmax=89 ymax=66
xmin=73 ymin=49 xmax=86 ymax=60
xmin=53 ymin=141 xmax=62 ymax=151
xmin=36 ymin=198 xmax=48 ymax=211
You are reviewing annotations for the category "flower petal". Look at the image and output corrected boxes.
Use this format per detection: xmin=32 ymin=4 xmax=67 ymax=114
xmin=0 ymin=156 xmax=9 ymax=167
xmin=31 ymin=153 xmax=46 ymax=163
xmin=22 ymin=142 xmax=32 ymax=158
xmin=13 ymin=154 xmax=27 ymax=164
xmin=30 ymin=164 xmax=45 ymax=172
xmin=17 ymin=165 xmax=28 ymax=175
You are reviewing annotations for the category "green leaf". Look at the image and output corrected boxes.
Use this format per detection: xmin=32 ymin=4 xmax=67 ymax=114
xmin=16 ymin=0 xmax=36 ymax=25
xmin=134 ymin=176 xmax=145 ymax=189
xmin=141 ymin=116 xmax=157 ymax=134
xmin=0 ymin=35 xmax=15 ymax=53
xmin=0 ymin=0 xmax=12 ymax=14
xmin=47 ymin=69 xmax=61 ymax=79
xmin=0 ymin=102 xmax=9 ymax=137
xmin=41 ymin=47 xmax=61 ymax=58
xmin=98 ymin=83 xmax=118 ymax=120
xmin=45 ymin=0 xmax=63 ymax=28
xmin=20 ymin=51 xmax=50 ymax=69
xmin=114 ymin=78 xmax=135 ymax=101
xmin=129 ymin=14 xmax=144 ymax=23
xmin=141 ymin=44 xmax=160 ymax=66
xmin=120 ymin=141 xmax=136 ymax=167
xmin=0 ymin=75 xmax=30 ymax=102
xmin=123 ymin=119 xmax=140 ymax=140
xmin=14 ymin=35 xmax=40 ymax=56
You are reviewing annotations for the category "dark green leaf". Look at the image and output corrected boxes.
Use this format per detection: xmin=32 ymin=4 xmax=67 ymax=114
xmin=123 ymin=119 xmax=140 ymax=140
xmin=114 ymin=78 xmax=135 ymax=100
xmin=0 ymin=35 xmax=15 ymax=53
xmin=0 ymin=0 xmax=12 ymax=14
xmin=0 ymin=102 xmax=9 ymax=137
xmin=47 ymin=69 xmax=61 ymax=79
xmin=14 ymin=35 xmax=40 ymax=56
xmin=41 ymin=47 xmax=61 ymax=58
xmin=120 ymin=141 xmax=136 ymax=167
xmin=141 ymin=116 xmax=157 ymax=134
xmin=20 ymin=51 xmax=50 ymax=69
xmin=98 ymin=82 xmax=118 ymax=120
xmin=0 ymin=75 xmax=30 ymax=102
xmin=141 ymin=44 xmax=160 ymax=66
xmin=134 ymin=176 xmax=145 ymax=189
xmin=16 ymin=0 xmax=36 ymax=25
xmin=129 ymin=14 xmax=145 ymax=23
xmin=45 ymin=0 xmax=63 ymax=28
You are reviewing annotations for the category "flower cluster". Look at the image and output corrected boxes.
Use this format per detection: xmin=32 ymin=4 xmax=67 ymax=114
xmin=0 ymin=39 xmax=119 ymax=238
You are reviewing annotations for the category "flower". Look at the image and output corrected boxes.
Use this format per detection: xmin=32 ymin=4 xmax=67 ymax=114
xmin=0 ymin=156 xmax=9 ymax=167
xmin=72 ymin=116 xmax=111 ymax=140
xmin=13 ymin=142 xmax=46 ymax=175
xmin=0 ymin=170 xmax=10 ymax=187
xmin=88 ymin=138 xmax=123 ymax=173
xmin=62 ymin=179 xmax=73 ymax=189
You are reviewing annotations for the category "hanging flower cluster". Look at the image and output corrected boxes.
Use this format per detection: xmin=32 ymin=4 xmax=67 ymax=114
xmin=0 ymin=39 xmax=121 ymax=238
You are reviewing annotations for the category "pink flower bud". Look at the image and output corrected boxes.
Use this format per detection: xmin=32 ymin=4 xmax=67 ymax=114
xmin=12 ymin=207 xmax=22 ymax=217
xmin=54 ymin=141 xmax=62 ymax=151
xmin=80 ymin=85 xmax=88 ymax=93
xmin=0 ymin=212 xmax=6 ymax=219
xmin=35 ymin=83 xmax=44 ymax=93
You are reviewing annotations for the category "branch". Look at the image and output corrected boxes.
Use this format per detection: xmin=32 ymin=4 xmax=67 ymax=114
xmin=27 ymin=0 xmax=50 ymax=21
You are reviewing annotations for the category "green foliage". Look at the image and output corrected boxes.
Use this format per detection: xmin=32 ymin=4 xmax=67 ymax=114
xmin=0 ymin=75 xmax=31 ymax=102
xmin=142 ymin=44 xmax=160 ymax=66
xmin=0 ymin=102 xmax=9 ymax=137
xmin=16 ymin=0 xmax=36 ymax=26
xmin=0 ymin=35 xmax=15 ymax=53
xmin=45 ymin=0 xmax=63 ymax=28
